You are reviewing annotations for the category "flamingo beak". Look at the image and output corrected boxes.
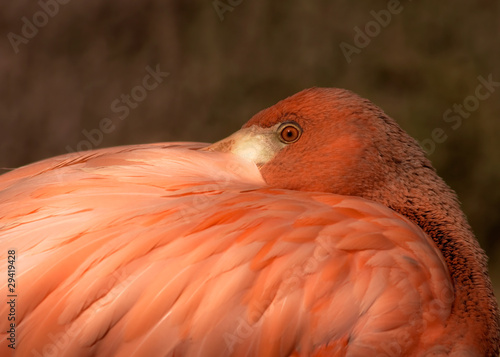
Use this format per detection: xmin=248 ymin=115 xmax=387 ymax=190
xmin=203 ymin=124 xmax=286 ymax=168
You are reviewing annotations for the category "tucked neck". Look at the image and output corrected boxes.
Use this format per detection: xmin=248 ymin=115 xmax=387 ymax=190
xmin=379 ymin=167 xmax=500 ymax=356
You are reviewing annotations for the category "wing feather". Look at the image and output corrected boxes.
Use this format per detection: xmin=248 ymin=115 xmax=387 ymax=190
xmin=0 ymin=143 xmax=452 ymax=356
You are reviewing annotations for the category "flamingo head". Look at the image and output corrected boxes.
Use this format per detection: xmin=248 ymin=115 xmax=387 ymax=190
xmin=207 ymin=87 xmax=428 ymax=200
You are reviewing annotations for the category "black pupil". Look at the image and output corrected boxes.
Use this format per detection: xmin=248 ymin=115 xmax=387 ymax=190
xmin=279 ymin=124 xmax=300 ymax=143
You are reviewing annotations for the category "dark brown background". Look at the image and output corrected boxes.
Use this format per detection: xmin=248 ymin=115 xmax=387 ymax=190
xmin=1 ymin=1 xmax=499 ymax=294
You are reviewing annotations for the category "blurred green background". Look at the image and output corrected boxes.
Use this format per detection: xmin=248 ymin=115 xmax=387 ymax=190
xmin=1 ymin=1 xmax=499 ymax=294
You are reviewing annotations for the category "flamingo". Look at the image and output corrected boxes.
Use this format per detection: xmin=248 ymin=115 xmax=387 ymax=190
xmin=0 ymin=88 xmax=498 ymax=356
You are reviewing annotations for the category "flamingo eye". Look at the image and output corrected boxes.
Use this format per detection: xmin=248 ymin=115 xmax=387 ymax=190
xmin=278 ymin=122 xmax=302 ymax=144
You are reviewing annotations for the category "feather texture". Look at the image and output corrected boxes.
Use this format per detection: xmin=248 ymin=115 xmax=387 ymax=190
xmin=0 ymin=143 xmax=453 ymax=356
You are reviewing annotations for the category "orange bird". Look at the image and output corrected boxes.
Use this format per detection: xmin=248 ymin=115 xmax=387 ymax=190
xmin=0 ymin=88 xmax=498 ymax=356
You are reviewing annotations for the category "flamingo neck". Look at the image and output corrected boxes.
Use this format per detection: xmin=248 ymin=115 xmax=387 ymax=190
xmin=381 ymin=172 xmax=500 ymax=356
